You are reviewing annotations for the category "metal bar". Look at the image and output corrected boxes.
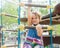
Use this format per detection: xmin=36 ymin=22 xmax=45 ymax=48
xmin=25 ymin=3 xmax=47 ymax=8
xmin=0 ymin=25 xmax=53 ymax=31
xmin=41 ymin=17 xmax=60 ymax=21
xmin=42 ymin=13 xmax=60 ymax=19
xmin=1 ymin=29 xmax=52 ymax=32
xmin=4 ymin=14 xmax=18 ymax=18
xmin=0 ymin=13 xmax=18 ymax=18
xmin=44 ymin=19 xmax=59 ymax=22
xmin=3 ymin=30 xmax=17 ymax=32
xmin=25 ymin=25 xmax=48 ymax=29
xmin=5 ymin=45 xmax=18 ymax=47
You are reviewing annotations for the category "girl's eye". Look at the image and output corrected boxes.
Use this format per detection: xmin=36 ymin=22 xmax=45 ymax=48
xmin=32 ymin=18 xmax=37 ymax=19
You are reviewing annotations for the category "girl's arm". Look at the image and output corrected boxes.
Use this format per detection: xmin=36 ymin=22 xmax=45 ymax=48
xmin=27 ymin=7 xmax=32 ymax=26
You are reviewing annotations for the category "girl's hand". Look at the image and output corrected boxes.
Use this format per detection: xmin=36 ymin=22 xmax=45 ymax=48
xmin=36 ymin=24 xmax=43 ymax=36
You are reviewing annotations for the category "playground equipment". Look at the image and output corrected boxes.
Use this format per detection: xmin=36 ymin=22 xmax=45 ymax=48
xmin=41 ymin=3 xmax=60 ymax=25
xmin=0 ymin=0 xmax=60 ymax=48
xmin=0 ymin=13 xmax=18 ymax=18
xmin=40 ymin=15 xmax=60 ymax=25
xmin=19 ymin=3 xmax=51 ymax=8
xmin=0 ymin=25 xmax=53 ymax=32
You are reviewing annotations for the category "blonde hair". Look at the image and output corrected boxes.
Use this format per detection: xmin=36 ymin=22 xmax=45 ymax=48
xmin=28 ymin=11 xmax=42 ymax=26
xmin=32 ymin=11 xmax=41 ymax=20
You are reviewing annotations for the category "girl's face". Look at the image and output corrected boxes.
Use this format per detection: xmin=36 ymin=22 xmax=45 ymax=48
xmin=31 ymin=14 xmax=40 ymax=25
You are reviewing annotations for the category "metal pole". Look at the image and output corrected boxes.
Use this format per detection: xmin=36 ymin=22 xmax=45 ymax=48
xmin=49 ymin=0 xmax=53 ymax=48
xmin=18 ymin=0 xmax=21 ymax=48
xmin=0 ymin=0 xmax=4 ymax=45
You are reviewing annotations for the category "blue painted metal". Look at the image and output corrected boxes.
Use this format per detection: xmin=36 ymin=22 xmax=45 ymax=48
xmin=0 ymin=0 xmax=4 ymax=45
xmin=18 ymin=0 xmax=21 ymax=48
xmin=49 ymin=0 xmax=53 ymax=48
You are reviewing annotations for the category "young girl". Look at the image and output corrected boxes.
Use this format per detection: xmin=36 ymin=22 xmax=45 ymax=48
xmin=23 ymin=11 xmax=44 ymax=48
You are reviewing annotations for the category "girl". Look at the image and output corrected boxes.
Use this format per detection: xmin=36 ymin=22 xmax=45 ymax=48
xmin=23 ymin=11 xmax=44 ymax=48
